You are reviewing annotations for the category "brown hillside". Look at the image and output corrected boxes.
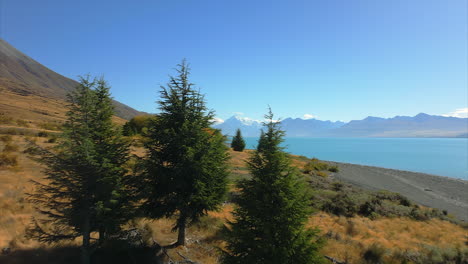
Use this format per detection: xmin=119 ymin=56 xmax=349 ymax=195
xmin=0 ymin=39 xmax=142 ymax=120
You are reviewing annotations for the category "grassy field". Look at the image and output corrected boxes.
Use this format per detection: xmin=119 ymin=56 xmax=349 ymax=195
xmin=0 ymin=131 xmax=467 ymax=263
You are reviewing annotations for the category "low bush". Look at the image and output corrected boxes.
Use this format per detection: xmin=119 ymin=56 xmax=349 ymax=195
xmin=0 ymin=135 xmax=12 ymax=143
xmin=314 ymin=171 xmax=329 ymax=178
xmin=363 ymin=243 xmax=386 ymax=264
xmin=328 ymin=165 xmax=339 ymax=173
xmin=3 ymin=143 xmax=19 ymax=152
xmin=0 ymin=114 xmax=14 ymax=124
xmin=322 ymin=193 xmax=359 ymax=217
xmin=303 ymin=158 xmax=329 ymax=173
xmin=0 ymin=153 xmax=18 ymax=167
xmin=37 ymin=131 xmax=49 ymax=137
xmin=16 ymin=119 xmax=30 ymax=128
xmin=38 ymin=121 xmax=62 ymax=131
xmin=46 ymin=136 xmax=58 ymax=143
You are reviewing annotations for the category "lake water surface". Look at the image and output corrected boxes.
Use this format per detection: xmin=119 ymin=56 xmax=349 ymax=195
xmin=243 ymin=137 xmax=468 ymax=180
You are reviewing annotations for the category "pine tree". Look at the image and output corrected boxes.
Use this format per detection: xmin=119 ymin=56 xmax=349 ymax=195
xmin=231 ymin=129 xmax=246 ymax=152
xmin=27 ymin=76 xmax=132 ymax=264
xmin=92 ymin=78 xmax=134 ymax=241
xmin=222 ymin=109 xmax=324 ymax=264
xmin=142 ymin=60 xmax=229 ymax=246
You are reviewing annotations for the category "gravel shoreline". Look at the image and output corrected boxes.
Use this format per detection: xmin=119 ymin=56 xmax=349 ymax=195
xmin=325 ymin=161 xmax=468 ymax=221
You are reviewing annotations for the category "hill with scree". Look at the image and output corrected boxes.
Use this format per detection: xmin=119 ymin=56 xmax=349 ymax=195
xmin=0 ymin=39 xmax=142 ymax=124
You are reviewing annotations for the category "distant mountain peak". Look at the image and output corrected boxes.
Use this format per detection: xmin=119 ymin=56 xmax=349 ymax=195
xmin=214 ymin=113 xmax=467 ymax=138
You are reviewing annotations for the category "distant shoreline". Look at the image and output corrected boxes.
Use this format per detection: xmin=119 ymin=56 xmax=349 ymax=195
xmin=324 ymin=160 xmax=468 ymax=221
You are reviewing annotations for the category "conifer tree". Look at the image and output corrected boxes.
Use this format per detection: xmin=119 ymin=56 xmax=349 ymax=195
xmin=143 ymin=60 xmax=229 ymax=246
xmin=231 ymin=129 xmax=246 ymax=152
xmin=27 ymin=76 xmax=132 ymax=264
xmin=222 ymin=109 xmax=324 ymax=264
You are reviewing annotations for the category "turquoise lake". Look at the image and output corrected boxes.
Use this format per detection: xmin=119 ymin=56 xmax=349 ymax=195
xmin=242 ymin=137 xmax=468 ymax=180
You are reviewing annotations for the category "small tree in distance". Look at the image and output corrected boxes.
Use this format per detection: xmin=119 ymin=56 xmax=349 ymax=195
xmin=222 ymin=109 xmax=325 ymax=264
xmin=231 ymin=128 xmax=246 ymax=152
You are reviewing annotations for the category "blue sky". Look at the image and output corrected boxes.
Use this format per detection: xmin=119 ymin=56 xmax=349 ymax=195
xmin=1 ymin=0 xmax=467 ymax=122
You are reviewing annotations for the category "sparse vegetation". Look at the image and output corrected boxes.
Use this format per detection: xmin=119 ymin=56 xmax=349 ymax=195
xmin=16 ymin=119 xmax=30 ymax=128
xmin=0 ymin=113 xmax=14 ymax=124
xmin=37 ymin=121 xmax=62 ymax=131
xmin=0 ymin=62 xmax=466 ymax=264
xmin=3 ymin=143 xmax=19 ymax=152
xmin=0 ymin=152 xmax=18 ymax=168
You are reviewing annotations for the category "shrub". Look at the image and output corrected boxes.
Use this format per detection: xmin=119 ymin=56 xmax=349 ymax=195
xmin=37 ymin=131 xmax=49 ymax=137
xmin=0 ymin=135 xmax=12 ymax=143
xmin=303 ymin=158 xmax=330 ymax=174
xmin=363 ymin=243 xmax=386 ymax=264
xmin=38 ymin=121 xmax=62 ymax=131
xmin=46 ymin=136 xmax=57 ymax=143
xmin=328 ymin=165 xmax=339 ymax=172
xmin=0 ymin=153 xmax=18 ymax=167
xmin=322 ymin=193 xmax=358 ymax=217
xmin=16 ymin=119 xmax=30 ymax=127
xmin=359 ymin=199 xmax=382 ymax=217
xmin=3 ymin=143 xmax=19 ymax=152
xmin=314 ymin=171 xmax=329 ymax=178
xmin=0 ymin=114 xmax=14 ymax=124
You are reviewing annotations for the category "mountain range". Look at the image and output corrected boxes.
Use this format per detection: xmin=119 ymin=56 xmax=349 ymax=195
xmin=0 ymin=39 xmax=142 ymax=121
xmin=214 ymin=113 xmax=468 ymax=138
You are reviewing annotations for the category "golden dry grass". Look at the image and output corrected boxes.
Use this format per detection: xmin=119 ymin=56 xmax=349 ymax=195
xmin=1 ymin=138 xmax=467 ymax=264
xmin=0 ymin=89 xmax=126 ymax=130
xmin=309 ymin=212 xmax=468 ymax=263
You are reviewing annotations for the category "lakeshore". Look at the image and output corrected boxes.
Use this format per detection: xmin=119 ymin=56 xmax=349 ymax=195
xmin=327 ymin=161 xmax=468 ymax=221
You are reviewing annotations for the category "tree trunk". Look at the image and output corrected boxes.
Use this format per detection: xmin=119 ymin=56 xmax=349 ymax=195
xmin=177 ymin=216 xmax=187 ymax=246
xmin=99 ymin=227 xmax=105 ymax=244
xmin=81 ymin=215 xmax=91 ymax=264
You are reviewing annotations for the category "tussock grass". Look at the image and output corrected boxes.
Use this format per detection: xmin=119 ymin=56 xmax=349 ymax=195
xmin=0 ymin=140 xmax=466 ymax=264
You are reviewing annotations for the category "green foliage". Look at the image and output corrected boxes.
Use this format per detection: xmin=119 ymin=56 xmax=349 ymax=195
xmin=142 ymin=60 xmax=230 ymax=246
xmin=322 ymin=193 xmax=359 ymax=217
xmin=303 ymin=158 xmax=338 ymax=177
xmin=27 ymin=76 xmax=133 ymax=263
xmin=122 ymin=115 xmax=153 ymax=136
xmin=363 ymin=243 xmax=386 ymax=264
xmin=308 ymin=176 xmax=455 ymax=223
xmin=222 ymin=110 xmax=325 ymax=264
xmin=231 ymin=129 xmax=246 ymax=152
xmin=328 ymin=165 xmax=339 ymax=173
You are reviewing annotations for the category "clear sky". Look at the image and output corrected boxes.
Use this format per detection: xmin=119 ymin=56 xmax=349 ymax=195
xmin=1 ymin=0 xmax=467 ymax=122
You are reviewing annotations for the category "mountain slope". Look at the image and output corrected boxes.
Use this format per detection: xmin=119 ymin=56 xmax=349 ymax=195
xmin=214 ymin=116 xmax=263 ymax=137
xmin=0 ymin=39 xmax=142 ymax=120
xmin=330 ymin=113 xmax=468 ymax=137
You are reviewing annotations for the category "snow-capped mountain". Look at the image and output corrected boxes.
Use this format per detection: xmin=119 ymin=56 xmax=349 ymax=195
xmin=213 ymin=113 xmax=468 ymax=138
xmin=214 ymin=116 xmax=263 ymax=137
